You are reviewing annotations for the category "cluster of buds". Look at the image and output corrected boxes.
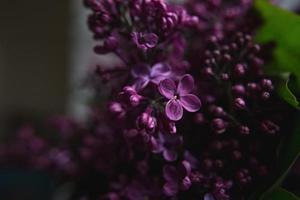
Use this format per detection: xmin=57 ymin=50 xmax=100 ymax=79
xmin=194 ymin=32 xmax=280 ymax=137
xmin=185 ymin=0 xmax=253 ymax=39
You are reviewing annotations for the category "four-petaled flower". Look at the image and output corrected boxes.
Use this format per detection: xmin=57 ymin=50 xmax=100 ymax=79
xmin=158 ymin=74 xmax=201 ymax=121
xmin=131 ymin=32 xmax=159 ymax=51
xmin=132 ymin=63 xmax=171 ymax=90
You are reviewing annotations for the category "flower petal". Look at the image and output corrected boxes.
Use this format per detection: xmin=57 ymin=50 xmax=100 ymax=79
xmin=163 ymin=149 xmax=178 ymax=162
xmin=152 ymin=75 xmax=169 ymax=85
xmin=144 ymin=33 xmax=159 ymax=48
xmin=177 ymin=74 xmax=195 ymax=95
xmin=181 ymin=176 xmax=192 ymax=191
xmin=133 ymin=78 xmax=150 ymax=91
xmin=158 ymin=79 xmax=176 ymax=99
xmin=178 ymin=160 xmax=192 ymax=178
xmin=150 ymin=63 xmax=171 ymax=79
xmin=163 ymin=182 xmax=178 ymax=197
xmin=204 ymin=193 xmax=215 ymax=200
xmin=131 ymin=64 xmax=151 ymax=78
xmin=180 ymin=94 xmax=201 ymax=112
xmin=166 ymin=100 xmax=183 ymax=121
xmin=150 ymin=137 xmax=163 ymax=153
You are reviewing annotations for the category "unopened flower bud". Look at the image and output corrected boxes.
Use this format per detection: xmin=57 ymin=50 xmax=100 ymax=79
xmin=231 ymin=150 xmax=242 ymax=160
xmin=236 ymin=168 xmax=251 ymax=185
xmin=231 ymin=42 xmax=238 ymax=50
xmin=214 ymin=159 xmax=224 ymax=169
xmin=129 ymin=94 xmax=142 ymax=106
xmin=239 ymin=125 xmax=250 ymax=135
xmin=211 ymin=118 xmax=226 ymax=134
xmin=202 ymin=67 xmax=214 ymax=77
xmin=260 ymin=120 xmax=280 ymax=135
xmin=84 ymin=0 xmax=101 ymax=11
xmin=253 ymin=44 xmax=261 ymax=53
xmin=234 ymin=98 xmax=246 ymax=110
xmin=194 ymin=113 xmax=205 ymax=124
xmin=203 ymin=159 xmax=213 ymax=170
xmin=261 ymin=92 xmax=270 ymax=100
xmin=209 ymin=105 xmax=226 ymax=117
xmin=138 ymin=112 xmax=157 ymax=131
xmin=123 ymin=86 xmax=136 ymax=95
xmin=247 ymin=82 xmax=259 ymax=92
xmin=234 ymin=64 xmax=246 ymax=77
xmin=179 ymin=160 xmax=192 ymax=177
xmin=223 ymin=54 xmax=232 ymax=61
xmin=94 ymin=36 xmax=118 ymax=54
xmin=261 ymin=79 xmax=274 ymax=91
xmin=109 ymin=102 xmax=123 ymax=114
xmin=104 ymin=36 xmax=118 ymax=51
xmin=232 ymin=84 xmax=246 ymax=96
xmin=252 ymin=57 xmax=264 ymax=66
xmin=221 ymin=73 xmax=229 ymax=81
xmin=181 ymin=176 xmax=192 ymax=191
xmin=169 ymin=122 xmax=177 ymax=134
xmin=211 ymin=140 xmax=223 ymax=151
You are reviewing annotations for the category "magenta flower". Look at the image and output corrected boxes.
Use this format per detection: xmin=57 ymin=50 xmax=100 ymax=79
xmin=158 ymin=74 xmax=201 ymax=121
xmin=132 ymin=63 xmax=171 ymax=90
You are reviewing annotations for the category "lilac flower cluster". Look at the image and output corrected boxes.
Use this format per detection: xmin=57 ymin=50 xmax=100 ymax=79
xmin=0 ymin=0 xmax=294 ymax=200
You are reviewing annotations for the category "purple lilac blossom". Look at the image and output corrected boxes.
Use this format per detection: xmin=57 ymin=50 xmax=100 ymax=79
xmin=131 ymin=62 xmax=171 ymax=90
xmin=158 ymin=74 xmax=201 ymax=121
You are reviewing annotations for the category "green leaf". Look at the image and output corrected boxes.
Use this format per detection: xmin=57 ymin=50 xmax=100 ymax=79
xmin=277 ymin=73 xmax=299 ymax=109
xmin=262 ymin=187 xmax=300 ymax=200
xmin=255 ymin=0 xmax=300 ymax=109
xmin=249 ymin=1 xmax=300 ymax=199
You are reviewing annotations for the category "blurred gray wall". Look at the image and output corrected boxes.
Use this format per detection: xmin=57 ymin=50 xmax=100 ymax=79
xmin=68 ymin=0 xmax=94 ymax=121
xmin=0 ymin=1 xmax=70 ymax=130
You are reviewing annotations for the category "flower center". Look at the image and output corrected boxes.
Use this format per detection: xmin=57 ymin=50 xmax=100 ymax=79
xmin=173 ymin=94 xmax=179 ymax=100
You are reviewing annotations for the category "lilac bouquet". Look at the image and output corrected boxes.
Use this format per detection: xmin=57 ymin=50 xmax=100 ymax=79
xmin=1 ymin=0 xmax=300 ymax=200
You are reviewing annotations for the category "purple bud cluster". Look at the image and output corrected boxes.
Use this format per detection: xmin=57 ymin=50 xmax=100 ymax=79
xmin=0 ymin=1 xmax=294 ymax=200
xmin=185 ymin=0 xmax=252 ymax=39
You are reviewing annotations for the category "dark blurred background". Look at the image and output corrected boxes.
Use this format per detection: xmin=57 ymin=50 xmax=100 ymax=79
xmin=0 ymin=0 xmax=104 ymax=135
xmin=0 ymin=1 xmax=69 ymax=131
xmin=0 ymin=0 xmax=299 ymax=199
xmin=0 ymin=1 xmax=93 ymax=199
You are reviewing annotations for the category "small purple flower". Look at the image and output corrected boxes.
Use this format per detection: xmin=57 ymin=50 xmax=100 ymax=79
xmin=131 ymin=32 xmax=159 ymax=51
xmin=158 ymin=74 xmax=201 ymax=121
xmin=150 ymin=132 xmax=183 ymax=162
xmin=132 ymin=63 xmax=171 ymax=90
xmin=163 ymin=161 xmax=192 ymax=196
